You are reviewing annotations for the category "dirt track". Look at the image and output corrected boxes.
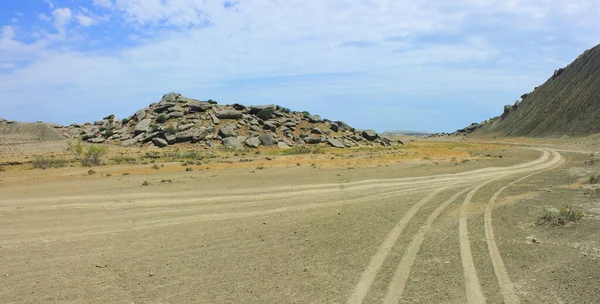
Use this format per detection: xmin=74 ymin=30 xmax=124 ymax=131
xmin=1 ymin=147 xmax=599 ymax=303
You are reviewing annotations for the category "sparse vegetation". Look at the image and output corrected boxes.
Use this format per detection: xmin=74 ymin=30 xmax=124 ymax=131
xmin=156 ymin=113 xmax=168 ymax=123
xmin=32 ymin=156 xmax=68 ymax=169
xmin=66 ymin=139 xmax=108 ymax=167
xmin=152 ymin=164 xmax=160 ymax=170
xmin=302 ymin=111 xmax=311 ymax=116
xmin=165 ymin=125 xmax=177 ymax=135
xmin=256 ymin=108 xmax=274 ymax=120
xmin=537 ymin=205 xmax=584 ymax=227
xmin=589 ymin=174 xmax=600 ymax=184
xmin=111 ymin=156 xmax=137 ymax=165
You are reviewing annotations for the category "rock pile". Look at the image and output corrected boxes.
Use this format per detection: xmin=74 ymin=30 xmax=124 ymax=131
xmin=56 ymin=93 xmax=390 ymax=149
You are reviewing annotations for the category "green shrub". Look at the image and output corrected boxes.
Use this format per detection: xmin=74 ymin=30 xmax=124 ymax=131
xmin=165 ymin=125 xmax=177 ymax=135
xmin=537 ymin=205 xmax=584 ymax=226
xmin=281 ymin=107 xmax=291 ymax=113
xmin=302 ymin=111 xmax=311 ymax=116
xmin=66 ymin=139 xmax=108 ymax=167
xmin=156 ymin=113 xmax=168 ymax=123
xmin=256 ymin=109 xmax=274 ymax=120
xmin=32 ymin=156 xmax=68 ymax=169
xmin=589 ymin=174 xmax=600 ymax=184
xmin=104 ymin=128 xmax=115 ymax=138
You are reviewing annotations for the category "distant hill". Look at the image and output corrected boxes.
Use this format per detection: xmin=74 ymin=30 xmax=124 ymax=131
xmin=381 ymin=130 xmax=433 ymax=137
xmin=0 ymin=119 xmax=64 ymax=145
xmin=458 ymin=43 xmax=600 ymax=137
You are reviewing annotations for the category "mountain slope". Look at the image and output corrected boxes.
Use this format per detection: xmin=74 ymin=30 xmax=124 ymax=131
xmin=474 ymin=44 xmax=600 ymax=137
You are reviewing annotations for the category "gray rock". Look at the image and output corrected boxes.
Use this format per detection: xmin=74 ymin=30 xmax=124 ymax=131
xmin=249 ymin=105 xmax=277 ymax=114
xmin=222 ymin=137 xmax=244 ymax=149
xmin=178 ymin=123 xmax=194 ymax=132
xmin=259 ymin=134 xmax=275 ymax=146
xmin=134 ymin=119 xmax=152 ymax=134
xmin=167 ymin=105 xmax=184 ymax=113
xmin=161 ymin=92 xmax=180 ymax=103
xmin=250 ymin=125 xmax=261 ymax=132
xmin=311 ymin=128 xmax=322 ymax=134
xmin=155 ymin=102 xmax=176 ymax=113
xmin=232 ymin=103 xmax=246 ymax=110
xmin=277 ymin=142 xmax=291 ymax=149
xmin=187 ymin=101 xmax=213 ymax=113
xmin=176 ymin=127 xmax=208 ymax=143
xmin=335 ymin=121 xmax=352 ymax=131
xmin=245 ymin=137 xmax=261 ymax=148
xmin=209 ymin=113 xmax=220 ymax=125
xmin=362 ymin=129 xmax=379 ymax=141
xmin=304 ymin=137 xmax=321 ymax=144
xmin=218 ymin=126 xmax=237 ymax=138
xmin=140 ymin=132 xmax=159 ymax=143
xmin=153 ymin=137 xmax=168 ymax=148
xmin=216 ymin=110 xmax=243 ymax=119
xmin=330 ymin=123 xmax=339 ymax=132
xmin=164 ymin=134 xmax=177 ymax=144
xmin=263 ymin=121 xmax=277 ymax=132
xmin=307 ymin=115 xmax=323 ymax=123
xmin=87 ymin=137 xmax=106 ymax=144
xmin=122 ymin=138 xmax=138 ymax=147
xmin=327 ymin=138 xmax=345 ymax=148
xmin=168 ymin=111 xmax=184 ymax=119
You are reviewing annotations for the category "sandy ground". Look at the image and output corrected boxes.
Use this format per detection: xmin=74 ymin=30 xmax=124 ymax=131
xmin=1 ymin=141 xmax=599 ymax=303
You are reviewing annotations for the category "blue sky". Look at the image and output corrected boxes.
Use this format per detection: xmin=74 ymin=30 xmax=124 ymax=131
xmin=1 ymin=1 xmax=598 ymax=132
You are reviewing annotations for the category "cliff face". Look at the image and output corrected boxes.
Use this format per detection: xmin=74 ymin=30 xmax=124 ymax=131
xmin=477 ymin=44 xmax=600 ymax=137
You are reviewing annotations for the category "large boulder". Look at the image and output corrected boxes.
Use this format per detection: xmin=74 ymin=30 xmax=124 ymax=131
xmin=327 ymin=138 xmax=345 ymax=148
xmin=263 ymin=121 xmax=277 ymax=132
xmin=218 ymin=126 xmax=237 ymax=138
xmin=152 ymin=137 xmax=168 ymax=148
xmin=135 ymin=108 xmax=146 ymax=121
xmin=122 ymin=138 xmax=138 ymax=147
xmin=187 ymin=101 xmax=213 ymax=113
xmin=161 ymin=92 xmax=180 ymax=103
xmin=249 ymin=105 xmax=277 ymax=114
xmin=258 ymin=134 xmax=275 ymax=146
xmin=277 ymin=142 xmax=291 ymax=149
xmin=134 ymin=119 xmax=152 ymax=135
xmin=245 ymin=137 xmax=261 ymax=148
xmin=304 ymin=137 xmax=321 ymax=144
xmin=87 ymin=137 xmax=106 ymax=144
xmin=307 ymin=115 xmax=323 ymax=123
xmin=362 ymin=129 xmax=379 ymax=141
xmin=216 ymin=110 xmax=243 ymax=119
xmin=176 ymin=127 xmax=208 ymax=143
xmin=222 ymin=137 xmax=244 ymax=149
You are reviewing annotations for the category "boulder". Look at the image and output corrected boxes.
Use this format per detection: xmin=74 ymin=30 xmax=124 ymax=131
xmin=135 ymin=109 xmax=147 ymax=122
xmin=327 ymin=138 xmax=345 ymax=148
xmin=259 ymin=134 xmax=275 ymax=146
xmin=209 ymin=113 xmax=220 ymax=125
xmin=245 ymin=137 xmax=261 ymax=148
xmin=232 ymin=103 xmax=246 ymax=110
xmin=134 ymin=119 xmax=152 ymax=134
xmin=103 ymin=114 xmax=115 ymax=121
xmin=87 ymin=137 xmax=106 ymax=144
xmin=334 ymin=121 xmax=353 ymax=131
xmin=311 ymin=128 xmax=322 ymax=134
xmin=362 ymin=129 xmax=379 ymax=141
xmin=155 ymin=102 xmax=176 ymax=113
xmin=164 ymin=134 xmax=177 ymax=145
xmin=249 ymin=105 xmax=277 ymax=114
xmin=304 ymin=137 xmax=321 ymax=144
xmin=161 ymin=92 xmax=180 ymax=103
xmin=176 ymin=127 xmax=208 ymax=143
xmin=178 ymin=123 xmax=195 ymax=132
xmin=330 ymin=123 xmax=339 ymax=132
xmin=277 ymin=142 xmax=291 ymax=149
xmin=307 ymin=115 xmax=323 ymax=123
xmin=216 ymin=110 xmax=243 ymax=119
xmin=222 ymin=137 xmax=244 ymax=149
xmin=153 ymin=137 xmax=168 ymax=148
xmin=168 ymin=111 xmax=184 ymax=119
xmin=263 ymin=121 xmax=277 ymax=132
xmin=187 ymin=101 xmax=213 ymax=113
xmin=140 ymin=132 xmax=159 ymax=143
xmin=122 ymin=138 xmax=138 ymax=147
xmin=218 ymin=126 xmax=237 ymax=138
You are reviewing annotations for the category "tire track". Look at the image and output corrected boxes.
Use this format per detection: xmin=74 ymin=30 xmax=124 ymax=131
xmin=484 ymin=150 xmax=564 ymax=304
xmin=347 ymin=188 xmax=446 ymax=304
xmin=382 ymin=187 xmax=471 ymax=304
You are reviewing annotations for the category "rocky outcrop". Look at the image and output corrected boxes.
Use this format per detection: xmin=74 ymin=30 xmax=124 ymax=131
xmin=59 ymin=93 xmax=391 ymax=149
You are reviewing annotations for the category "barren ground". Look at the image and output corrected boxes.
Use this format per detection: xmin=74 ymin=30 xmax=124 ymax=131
xmin=1 ymin=140 xmax=599 ymax=303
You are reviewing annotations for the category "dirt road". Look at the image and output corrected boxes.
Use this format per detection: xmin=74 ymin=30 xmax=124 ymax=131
xmin=1 ymin=147 xmax=598 ymax=303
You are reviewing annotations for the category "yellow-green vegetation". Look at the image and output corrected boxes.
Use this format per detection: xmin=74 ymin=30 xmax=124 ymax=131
xmin=66 ymin=139 xmax=108 ymax=167
xmin=537 ymin=205 xmax=584 ymax=227
xmin=32 ymin=156 xmax=69 ymax=169
xmin=589 ymin=174 xmax=599 ymax=184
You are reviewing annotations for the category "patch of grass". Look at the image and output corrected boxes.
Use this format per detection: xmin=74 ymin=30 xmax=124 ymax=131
xmin=537 ymin=205 xmax=584 ymax=227
xmin=185 ymin=167 xmax=193 ymax=172
xmin=589 ymin=174 xmax=600 ymax=184
xmin=152 ymin=164 xmax=160 ymax=170
xmin=87 ymin=169 xmax=96 ymax=175
xmin=111 ymin=156 xmax=137 ymax=165
xmin=256 ymin=108 xmax=274 ymax=120
xmin=165 ymin=125 xmax=177 ymax=135
xmin=66 ymin=139 xmax=108 ymax=167
xmin=32 ymin=156 xmax=69 ymax=169
xmin=156 ymin=113 xmax=168 ymax=123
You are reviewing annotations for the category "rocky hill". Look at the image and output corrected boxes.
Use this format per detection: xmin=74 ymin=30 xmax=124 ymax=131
xmin=51 ymin=93 xmax=389 ymax=149
xmin=0 ymin=119 xmax=64 ymax=144
xmin=455 ymin=43 xmax=600 ymax=137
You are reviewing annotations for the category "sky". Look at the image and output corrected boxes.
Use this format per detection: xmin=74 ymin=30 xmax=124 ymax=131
xmin=0 ymin=1 xmax=599 ymax=133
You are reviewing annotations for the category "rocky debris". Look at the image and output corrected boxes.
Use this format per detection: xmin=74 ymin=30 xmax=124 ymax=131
xmin=153 ymin=137 xmax=168 ymax=148
xmin=362 ymin=129 xmax=379 ymax=141
xmin=245 ymin=137 xmax=261 ymax=148
xmin=63 ymin=93 xmax=392 ymax=149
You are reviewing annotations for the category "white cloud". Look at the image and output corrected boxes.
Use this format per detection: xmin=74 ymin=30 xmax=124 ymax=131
xmin=76 ymin=14 xmax=97 ymax=27
xmin=43 ymin=0 xmax=55 ymax=9
xmin=52 ymin=7 xmax=72 ymax=34
xmin=93 ymin=0 xmax=113 ymax=9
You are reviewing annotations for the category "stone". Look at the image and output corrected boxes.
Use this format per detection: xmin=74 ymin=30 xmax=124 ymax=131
xmin=327 ymin=138 xmax=345 ymax=148
xmin=277 ymin=142 xmax=291 ymax=149
xmin=245 ymin=137 xmax=261 ymax=148
xmin=187 ymin=101 xmax=213 ymax=113
xmin=250 ymin=125 xmax=261 ymax=132
xmin=362 ymin=129 xmax=379 ymax=141
xmin=153 ymin=137 xmax=168 ymax=148
xmin=168 ymin=111 xmax=184 ymax=119
xmin=222 ymin=137 xmax=244 ymax=149
xmin=161 ymin=92 xmax=180 ymax=103
xmin=122 ymin=138 xmax=138 ymax=147
xmin=311 ymin=128 xmax=322 ymax=134
xmin=232 ymin=103 xmax=246 ymax=110
xmin=164 ymin=134 xmax=177 ymax=145
xmin=304 ymin=137 xmax=321 ymax=144
xmin=178 ymin=123 xmax=195 ymax=132
xmin=330 ymin=123 xmax=339 ymax=132
xmin=134 ymin=119 xmax=152 ymax=134
xmin=209 ymin=113 xmax=220 ymax=125
xmin=87 ymin=137 xmax=106 ymax=144
xmin=307 ymin=115 xmax=323 ymax=123
xmin=140 ymin=132 xmax=159 ymax=143
xmin=259 ymin=134 xmax=275 ymax=146
xmin=155 ymin=102 xmax=176 ymax=113
xmin=218 ymin=126 xmax=237 ymax=138
xmin=263 ymin=121 xmax=277 ymax=132
xmin=249 ymin=105 xmax=277 ymax=114
xmin=216 ymin=110 xmax=243 ymax=119
xmin=103 ymin=114 xmax=115 ymax=120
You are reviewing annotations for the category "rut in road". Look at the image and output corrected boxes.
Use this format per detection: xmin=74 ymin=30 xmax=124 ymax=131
xmin=347 ymin=149 xmax=559 ymax=304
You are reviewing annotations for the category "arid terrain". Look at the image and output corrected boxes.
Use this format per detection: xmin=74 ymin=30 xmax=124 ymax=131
xmin=1 ymin=139 xmax=599 ymax=303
